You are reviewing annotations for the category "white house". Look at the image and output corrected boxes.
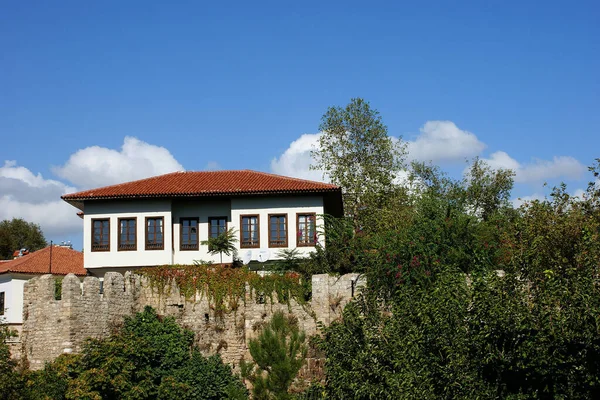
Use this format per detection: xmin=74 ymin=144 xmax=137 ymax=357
xmin=62 ymin=170 xmax=343 ymax=276
xmin=0 ymin=245 xmax=86 ymax=331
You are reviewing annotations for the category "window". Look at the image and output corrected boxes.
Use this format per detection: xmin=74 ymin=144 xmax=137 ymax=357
xmin=145 ymin=217 xmax=164 ymax=250
xmin=118 ymin=218 xmax=137 ymax=251
xmin=297 ymin=213 xmax=317 ymax=246
xmin=0 ymin=292 xmax=4 ymax=316
xmin=240 ymin=215 xmax=260 ymax=248
xmin=180 ymin=217 xmax=199 ymax=250
xmin=208 ymin=217 xmax=227 ymax=238
xmin=268 ymin=214 xmax=287 ymax=247
xmin=92 ymin=218 xmax=110 ymax=251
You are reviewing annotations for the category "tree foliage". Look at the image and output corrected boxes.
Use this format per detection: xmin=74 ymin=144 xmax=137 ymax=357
xmin=311 ymin=98 xmax=406 ymax=231
xmin=241 ymin=311 xmax=307 ymax=399
xmin=316 ymin=160 xmax=600 ymax=399
xmin=305 ymin=158 xmax=516 ymax=293
xmin=306 ymin=101 xmax=600 ymax=398
xmin=5 ymin=306 xmax=247 ymax=399
xmin=463 ymin=157 xmax=515 ymax=221
xmin=0 ymin=218 xmax=47 ymax=260
xmin=0 ymin=325 xmax=21 ymax=400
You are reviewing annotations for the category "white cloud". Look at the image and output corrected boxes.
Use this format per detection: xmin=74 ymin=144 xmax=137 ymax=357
xmin=270 ymin=121 xmax=485 ymax=181
xmin=271 ymin=121 xmax=587 ymax=195
xmin=0 ymin=160 xmax=75 ymax=204
xmin=270 ymin=133 xmax=327 ymax=182
xmin=517 ymin=156 xmax=585 ymax=183
xmin=0 ymin=161 xmax=81 ymax=238
xmin=53 ymin=136 xmax=184 ymax=189
xmin=483 ymin=151 xmax=521 ymax=171
xmin=1 ymin=137 xmax=185 ymax=240
xmin=482 ymin=151 xmax=586 ymax=184
xmin=406 ymin=121 xmax=486 ymax=164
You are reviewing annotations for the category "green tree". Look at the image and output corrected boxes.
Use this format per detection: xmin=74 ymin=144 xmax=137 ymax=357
xmin=241 ymin=311 xmax=307 ymax=400
xmin=0 ymin=324 xmax=22 ymax=400
xmin=202 ymin=228 xmax=238 ymax=264
xmin=0 ymin=218 xmax=47 ymax=260
xmin=463 ymin=157 xmax=515 ymax=221
xmin=22 ymin=353 xmax=79 ymax=400
xmin=322 ymin=266 xmax=600 ymax=399
xmin=318 ymin=161 xmax=600 ymax=399
xmin=23 ymin=306 xmax=247 ymax=399
xmin=321 ymin=272 xmax=480 ymax=400
xmin=303 ymin=215 xmax=360 ymax=275
xmin=311 ymin=98 xmax=406 ymax=231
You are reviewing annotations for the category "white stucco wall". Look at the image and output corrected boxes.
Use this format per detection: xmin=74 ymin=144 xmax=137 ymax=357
xmin=0 ymin=274 xmax=32 ymax=324
xmin=81 ymin=195 xmax=325 ymax=269
xmin=172 ymin=199 xmax=232 ymax=264
xmin=230 ymin=196 xmax=324 ymax=260
xmin=83 ymin=200 xmax=173 ymax=269
xmin=172 ymin=196 xmax=324 ymax=264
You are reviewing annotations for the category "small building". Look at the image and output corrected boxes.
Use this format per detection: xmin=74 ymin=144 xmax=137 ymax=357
xmin=61 ymin=170 xmax=343 ymax=276
xmin=0 ymin=245 xmax=87 ymax=336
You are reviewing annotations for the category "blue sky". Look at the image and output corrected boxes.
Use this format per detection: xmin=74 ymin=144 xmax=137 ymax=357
xmin=1 ymin=1 xmax=599 ymax=250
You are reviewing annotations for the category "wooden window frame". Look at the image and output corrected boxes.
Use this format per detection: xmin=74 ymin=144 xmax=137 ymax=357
xmin=240 ymin=214 xmax=260 ymax=248
xmin=91 ymin=218 xmax=110 ymax=252
xmin=208 ymin=216 xmax=228 ymax=239
xmin=145 ymin=216 xmax=165 ymax=251
xmin=180 ymin=217 xmax=199 ymax=251
xmin=117 ymin=217 xmax=137 ymax=251
xmin=268 ymin=213 xmax=288 ymax=248
xmin=296 ymin=213 xmax=317 ymax=247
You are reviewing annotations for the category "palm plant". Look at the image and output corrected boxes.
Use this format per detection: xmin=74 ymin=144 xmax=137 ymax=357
xmin=201 ymin=228 xmax=238 ymax=265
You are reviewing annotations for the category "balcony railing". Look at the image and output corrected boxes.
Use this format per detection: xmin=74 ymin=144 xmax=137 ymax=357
xmin=118 ymin=243 xmax=136 ymax=251
xmin=146 ymin=242 xmax=164 ymax=250
xmin=91 ymin=243 xmax=109 ymax=252
xmin=181 ymin=243 xmax=199 ymax=251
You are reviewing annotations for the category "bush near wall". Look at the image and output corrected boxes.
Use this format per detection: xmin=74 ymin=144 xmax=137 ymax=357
xmin=2 ymin=306 xmax=248 ymax=400
xmin=318 ymin=181 xmax=600 ymax=399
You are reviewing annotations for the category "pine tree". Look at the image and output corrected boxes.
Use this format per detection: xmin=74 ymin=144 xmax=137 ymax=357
xmin=241 ymin=311 xmax=307 ymax=399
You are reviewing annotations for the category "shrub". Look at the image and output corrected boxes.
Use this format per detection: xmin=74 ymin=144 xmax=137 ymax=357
xmin=0 ymin=324 xmax=22 ymax=400
xmin=23 ymin=306 xmax=247 ymax=399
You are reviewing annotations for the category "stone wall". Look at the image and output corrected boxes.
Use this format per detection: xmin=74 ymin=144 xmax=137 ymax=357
xmin=21 ymin=272 xmax=365 ymax=370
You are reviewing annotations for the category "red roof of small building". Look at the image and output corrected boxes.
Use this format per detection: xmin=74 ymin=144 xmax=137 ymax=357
xmin=0 ymin=246 xmax=86 ymax=276
xmin=62 ymin=170 xmax=339 ymax=204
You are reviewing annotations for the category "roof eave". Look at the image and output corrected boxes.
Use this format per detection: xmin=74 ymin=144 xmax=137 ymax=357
xmin=0 ymin=270 xmax=87 ymax=277
xmin=61 ymin=188 xmax=341 ymax=202
xmin=61 ymin=197 xmax=85 ymax=211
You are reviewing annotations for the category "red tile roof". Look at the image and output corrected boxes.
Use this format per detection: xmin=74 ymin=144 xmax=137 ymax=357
xmin=0 ymin=246 xmax=86 ymax=276
xmin=62 ymin=170 xmax=339 ymax=204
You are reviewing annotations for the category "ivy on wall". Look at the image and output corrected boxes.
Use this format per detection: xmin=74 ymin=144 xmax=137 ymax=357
xmin=139 ymin=264 xmax=308 ymax=316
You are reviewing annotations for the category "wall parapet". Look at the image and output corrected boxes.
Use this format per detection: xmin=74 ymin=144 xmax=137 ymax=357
xmin=21 ymin=271 xmax=365 ymax=370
